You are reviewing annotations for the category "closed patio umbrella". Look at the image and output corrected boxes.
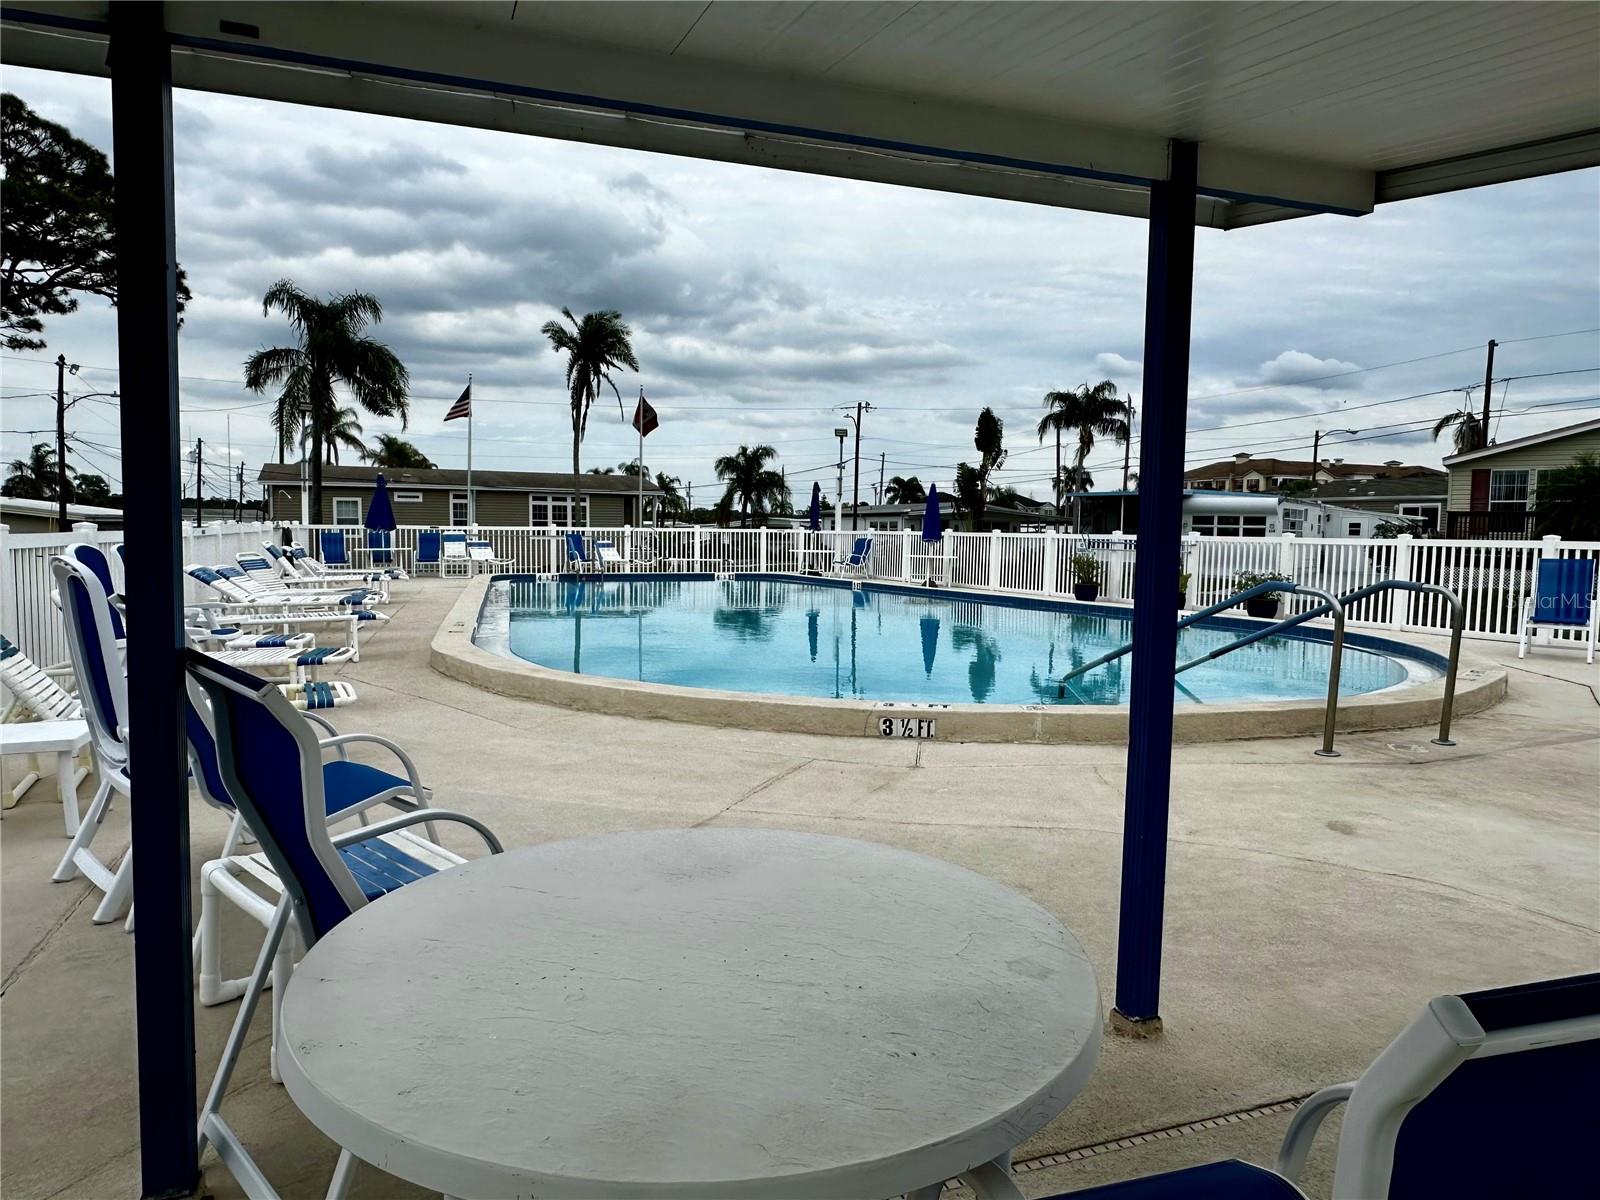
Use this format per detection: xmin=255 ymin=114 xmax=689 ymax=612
xmin=808 ymin=481 xmax=821 ymax=532
xmin=920 ymin=484 xmax=943 ymax=587
xmin=365 ymin=472 xmax=398 ymax=565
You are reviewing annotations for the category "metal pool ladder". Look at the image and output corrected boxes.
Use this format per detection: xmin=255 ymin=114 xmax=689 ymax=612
xmin=1053 ymin=580 xmax=1466 ymax=757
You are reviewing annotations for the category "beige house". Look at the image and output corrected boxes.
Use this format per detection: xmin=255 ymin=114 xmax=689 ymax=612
xmin=259 ymin=464 xmax=661 ymax=528
xmin=1441 ymin=417 xmax=1600 ymax=539
xmin=1185 ymin=453 xmax=1441 ymax=493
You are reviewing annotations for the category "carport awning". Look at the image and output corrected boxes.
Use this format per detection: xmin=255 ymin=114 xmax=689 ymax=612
xmin=5 ymin=0 xmax=1598 ymax=227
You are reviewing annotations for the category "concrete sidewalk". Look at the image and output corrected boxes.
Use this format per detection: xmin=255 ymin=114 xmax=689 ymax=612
xmin=3 ymin=577 xmax=1595 ymax=1199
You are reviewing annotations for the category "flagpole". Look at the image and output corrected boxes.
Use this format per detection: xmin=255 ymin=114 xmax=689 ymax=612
xmin=637 ymin=385 xmax=645 ymax=527
xmin=466 ymin=372 xmax=474 ymax=529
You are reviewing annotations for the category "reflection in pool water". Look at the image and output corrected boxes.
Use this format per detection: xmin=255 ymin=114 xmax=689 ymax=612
xmin=483 ymin=578 xmax=1415 ymax=706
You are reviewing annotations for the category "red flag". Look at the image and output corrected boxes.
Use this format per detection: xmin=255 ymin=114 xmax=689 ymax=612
xmin=631 ymin=393 xmax=658 ymax=438
xmin=444 ymin=383 xmax=471 ymax=421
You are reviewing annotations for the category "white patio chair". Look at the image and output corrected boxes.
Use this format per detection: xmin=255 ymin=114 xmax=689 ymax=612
xmin=185 ymin=650 xmax=503 ymax=1200
xmin=592 ymin=538 xmax=627 ymax=571
xmin=466 ymin=538 xmax=515 ymax=572
xmin=0 ymin=634 xmax=91 ymax=832
xmin=440 ymin=529 xmax=473 ymax=577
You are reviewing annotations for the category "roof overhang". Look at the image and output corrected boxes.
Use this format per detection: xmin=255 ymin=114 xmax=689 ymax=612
xmin=1441 ymin=416 xmax=1600 ymax=466
xmin=5 ymin=2 xmax=1597 ymax=230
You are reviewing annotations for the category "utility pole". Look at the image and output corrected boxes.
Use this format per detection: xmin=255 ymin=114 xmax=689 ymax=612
xmin=235 ymin=461 xmax=245 ymax=522
xmin=1119 ymin=394 xmax=1136 ymax=532
xmin=1479 ymin=339 xmax=1497 ymax=447
xmin=848 ymin=401 xmax=872 ymax=532
xmin=878 ymin=451 xmax=885 ymax=506
xmin=55 ymin=354 xmax=70 ymax=532
xmin=192 ymin=438 xmax=203 ymax=527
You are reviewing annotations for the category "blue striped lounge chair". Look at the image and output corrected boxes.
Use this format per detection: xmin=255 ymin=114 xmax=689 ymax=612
xmin=185 ymin=649 xmax=502 ymax=1197
xmin=967 ymin=973 xmax=1600 ymax=1200
xmin=1518 ymin=557 xmax=1596 ymax=664
xmin=834 ymin=535 xmax=874 ymax=578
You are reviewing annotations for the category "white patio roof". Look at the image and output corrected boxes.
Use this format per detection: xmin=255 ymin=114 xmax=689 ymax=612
xmin=4 ymin=1 xmax=1597 ymax=228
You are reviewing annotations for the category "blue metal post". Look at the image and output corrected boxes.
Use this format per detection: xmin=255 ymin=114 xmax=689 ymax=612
xmin=1112 ymin=140 xmax=1198 ymax=1033
xmin=110 ymin=4 xmax=200 ymax=1194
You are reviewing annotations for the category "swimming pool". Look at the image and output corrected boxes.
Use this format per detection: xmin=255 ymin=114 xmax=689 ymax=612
xmin=475 ymin=576 xmax=1432 ymax=707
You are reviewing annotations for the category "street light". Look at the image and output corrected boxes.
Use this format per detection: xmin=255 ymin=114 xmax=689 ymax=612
xmin=1311 ymin=427 xmax=1359 ymax=483
xmin=833 ymin=426 xmax=849 ymax=530
xmin=53 ymin=353 xmax=119 ymax=530
xmin=841 ymin=403 xmax=873 ymax=532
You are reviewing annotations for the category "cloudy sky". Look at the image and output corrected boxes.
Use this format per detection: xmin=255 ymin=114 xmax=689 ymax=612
xmin=3 ymin=64 xmax=1598 ymax=507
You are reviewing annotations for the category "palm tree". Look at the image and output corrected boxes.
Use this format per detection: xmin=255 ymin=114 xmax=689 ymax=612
xmin=321 ymin=406 xmax=367 ymax=464
xmin=361 ymin=434 xmax=435 ymax=469
xmin=539 ymin=307 xmax=639 ymax=477
xmin=884 ymin=475 xmax=926 ymax=504
xmin=714 ymin=444 xmax=789 ymax=526
xmin=244 ymin=280 xmax=409 ymax=520
xmin=956 ymin=407 xmax=1008 ymax=530
xmin=1037 ymin=381 xmax=1128 ymax=531
xmin=654 ymin=471 xmax=686 ymax=521
xmin=1431 ymin=408 xmax=1486 ymax=455
xmin=3 ymin=441 xmax=69 ymax=500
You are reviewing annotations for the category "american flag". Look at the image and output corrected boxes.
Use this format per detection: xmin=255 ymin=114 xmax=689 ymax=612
xmin=444 ymin=382 xmax=472 ymax=422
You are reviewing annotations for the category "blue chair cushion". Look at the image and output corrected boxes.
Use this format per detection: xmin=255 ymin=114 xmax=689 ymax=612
xmin=338 ymin=838 xmax=439 ymax=899
xmin=1533 ymin=558 xmax=1594 ymax=627
xmin=322 ymin=759 xmax=413 ymax=815
xmin=1034 ymin=1161 xmax=1301 ymax=1200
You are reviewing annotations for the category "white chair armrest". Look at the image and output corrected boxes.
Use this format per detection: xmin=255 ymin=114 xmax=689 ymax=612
xmin=330 ymin=808 xmax=503 ymax=855
xmin=317 ymin=733 xmax=425 ymax=795
xmin=1275 ymin=1082 xmax=1355 ymax=1181
xmin=300 ymin=711 xmax=341 ymax=740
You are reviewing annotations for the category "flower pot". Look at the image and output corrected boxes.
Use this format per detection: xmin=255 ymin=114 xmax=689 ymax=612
xmin=1072 ymin=582 xmax=1100 ymax=602
xmin=1244 ymin=596 xmax=1280 ymax=619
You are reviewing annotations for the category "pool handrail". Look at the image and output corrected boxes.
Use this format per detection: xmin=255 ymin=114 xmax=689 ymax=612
xmin=1332 ymin=580 xmax=1466 ymax=747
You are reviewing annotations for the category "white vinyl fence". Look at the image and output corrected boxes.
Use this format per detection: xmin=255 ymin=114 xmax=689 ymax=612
xmin=6 ymin=519 xmax=1597 ymax=674
xmin=1 ymin=520 xmax=275 ymax=670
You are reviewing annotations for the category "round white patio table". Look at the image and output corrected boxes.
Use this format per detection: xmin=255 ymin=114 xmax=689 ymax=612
xmin=278 ymin=828 xmax=1101 ymax=1200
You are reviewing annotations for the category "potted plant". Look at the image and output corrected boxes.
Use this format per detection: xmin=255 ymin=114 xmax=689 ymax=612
xmin=1232 ymin=570 xmax=1289 ymax=619
xmin=1070 ymin=552 xmax=1101 ymax=602
xmin=1177 ymin=570 xmax=1191 ymax=611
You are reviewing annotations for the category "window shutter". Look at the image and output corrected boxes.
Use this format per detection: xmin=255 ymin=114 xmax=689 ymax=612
xmin=1469 ymin=469 xmax=1490 ymax=512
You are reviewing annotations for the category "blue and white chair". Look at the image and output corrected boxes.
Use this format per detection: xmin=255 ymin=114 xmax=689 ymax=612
xmin=467 ymin=538 xmax=515 ymax=572
xmin=412 ymin=529 xmax=442 ymax=576
xmin=565 ymin=530 xmax=597 ymax=573
xmin=59 ymin=542 xmax=126 ymax=641
xmin=185 ymin=649 xmax=503 ymax=1198
xmin=48 ymin=555 xmax=133 ymax=924
xmin=235 ymin=550 xmax=377 ymax=599
xmin=593 ymin=538 xmax=627 ymax=571
xmin=834 ymin=535 xmax=874 ymax=578
xmin=364 ymin=528 xmax=410 ymax=579
xmin=952 ymin=972 xmax=1600 ymax=1200
xmin=441 ymin=529 xmax=472 ymax=577
xmin=1517 ymin=557 xmax=1596 ymax=664
xmin=282 ymin=542 xmax=386 ymax=587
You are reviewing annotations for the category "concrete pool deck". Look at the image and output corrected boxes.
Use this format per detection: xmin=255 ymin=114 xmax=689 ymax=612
xmin=2 ymin=576 xmax=1595 ymax=1199
xmin=434 ymin=572 xmax=1506 ymax=744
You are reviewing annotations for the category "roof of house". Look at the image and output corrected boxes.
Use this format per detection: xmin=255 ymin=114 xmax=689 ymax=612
xmin=0 ymin=495 xmax=125 ymax=520
xmin=1184 ymin=456 xmax=1444 ymax=482
xmin=256 ymin=464 xmax=659 ymax=493
xmin=1440 ymin=417 xmax=1600 ymax=467
xmin=1304 ymin=476 xmax=1450 ymax=502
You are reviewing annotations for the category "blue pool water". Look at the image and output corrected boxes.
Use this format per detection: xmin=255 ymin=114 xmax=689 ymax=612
xmin=479 ymin=577 xmax=1420 ymax=706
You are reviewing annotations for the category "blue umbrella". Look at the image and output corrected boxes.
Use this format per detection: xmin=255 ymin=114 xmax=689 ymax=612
xmin=366 ymin=473 xmax=397 ymax=531
xmin=921 ymin=484 xmax=942 ymax=542
xmin=807 ymin=481 xmax=822 ymax=532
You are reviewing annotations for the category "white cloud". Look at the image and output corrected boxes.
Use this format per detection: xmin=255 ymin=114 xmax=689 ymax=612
xmin=1255 ymin=350 xmax=1364 ymax=389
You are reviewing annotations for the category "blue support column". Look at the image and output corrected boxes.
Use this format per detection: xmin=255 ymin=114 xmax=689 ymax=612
xmin=1112 ymin=140 xmax=1198 ymax=1034
xmin=110 ymin=4 xmax=200 ymax=1195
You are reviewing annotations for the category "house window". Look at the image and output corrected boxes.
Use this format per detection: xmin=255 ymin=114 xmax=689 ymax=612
xmin=529 ymin=494 xmax=589 ymax=528
xmin=1190 ymin=514 xmax=1268 ymax=537
xmin=450 ymin=492 xmax=470 ymax=525
xmin=393 ymin=490 xmax=423 ymax=504
xmin=1397 ymin=503 xmax=1440 ymax=532
xmin=1245 ymin=478 xmax=1261 ymax=492
xmin=332 ymin=497 xmax=362 ymax=526
xmin=1488 ymin=470 xmax=1529 ymax=511
xmin=1347 ymin=521 xmax=1363 ymax=537
xmin=1283 ymin=507 xmax=1306 ymax=534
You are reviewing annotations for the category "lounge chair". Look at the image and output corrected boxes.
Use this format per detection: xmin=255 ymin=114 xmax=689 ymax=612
xmin=593 ymin=538 xmax=627 ymax=571
xmin=183 ymin=623 xmax=359 ymax=708
xmin=284 ymin=542 xmax=387 ymax=586
xmin=564 ymin=531 xmax=593 ymax=573
xmin=184 ymin=674 xmax=432 ymax=1067
xmin=441 ymin=529 xmax=472 ymax=577
xmin=235 ymin=551 xmax=375 ymax=599
xmin=1518 ymin=557 xmax=1596 ymax=664
xmin=412 ymin=529 xmax=442 ymax=577
xmin=834 ymin=535 xmax=874 ymax=578
xmin=961 ymin=972 xmax=1600 ymax=1200
xmin=215 ymin=565 xmax=385 ymax=608
xmin=48 ymin=556 xmax=134 ymax=924
xmin=185 ymin=569 xmax=388 ymax=660
xmin=184 ymin=650 xmax=503 ymax=1198
xmin=364 ymin=528 xmax=411 ymax=579
xmin=467 ymin=538 xmax=515 ymax=572
xmin=1 ymin=633 xmax=82 ymax=723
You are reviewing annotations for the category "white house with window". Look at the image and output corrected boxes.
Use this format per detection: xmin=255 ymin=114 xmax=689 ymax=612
xmin=1442 ymin=417 xmax=1600 ymax=539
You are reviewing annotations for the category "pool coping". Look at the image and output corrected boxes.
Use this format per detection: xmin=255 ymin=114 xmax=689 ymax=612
xmin=429 ymin=573 xmax=1508 ymax=745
